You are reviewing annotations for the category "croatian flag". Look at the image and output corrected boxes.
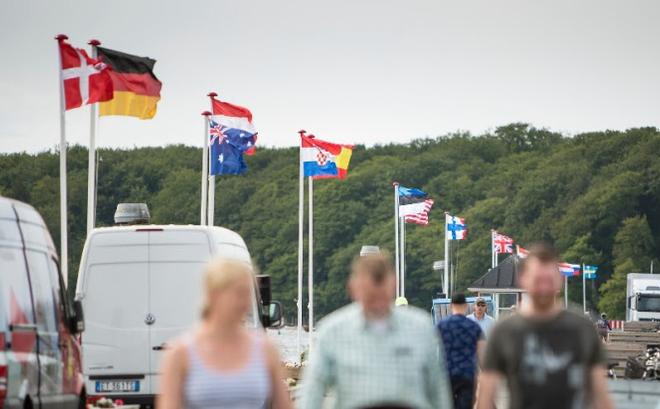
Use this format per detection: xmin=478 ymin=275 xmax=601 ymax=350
xmin=559 ymin=262 xmax=581 ymax=277
xmin=211 ymin=98 xmax=257 ymax=155
xmin=301 ymin=135 xmax=353 ymax=179
xmin=446 ymin=214 xmax=467 ymax=240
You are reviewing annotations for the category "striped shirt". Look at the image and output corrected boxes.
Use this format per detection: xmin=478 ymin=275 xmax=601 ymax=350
xmin=299 ymin=303 xmax=453 ymax=409
xmin=183 ymin=332 xmax=271 ymax=409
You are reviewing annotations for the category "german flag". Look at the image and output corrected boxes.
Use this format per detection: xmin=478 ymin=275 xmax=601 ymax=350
xmin=97 ymin=47 xmax=162 ymax=119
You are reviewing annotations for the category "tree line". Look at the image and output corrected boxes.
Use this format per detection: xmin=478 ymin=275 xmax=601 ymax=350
xmin=1 ymin=123 xmax=658 ymax=320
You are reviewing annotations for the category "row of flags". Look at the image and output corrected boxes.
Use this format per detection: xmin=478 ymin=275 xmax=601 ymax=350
xmin=501 ymin=232 xmax=599 ymax=279
xmin=57 ymin=36 xmax=602 ymax=285
xmin=558 ymin=263 xmax=599 ymax=279
xmin=58 ymin=38 xmax=162 ymax=119
xmin=394 ymin=183 xmax=601 ymax=280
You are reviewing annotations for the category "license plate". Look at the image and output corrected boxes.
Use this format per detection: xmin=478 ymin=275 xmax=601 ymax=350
xmin=95 ymin=380 xmax=140 ymax=393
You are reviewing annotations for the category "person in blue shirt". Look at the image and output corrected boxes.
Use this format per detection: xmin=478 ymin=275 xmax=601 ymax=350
xmin=437 ymin=293 xmax=485 ymax=409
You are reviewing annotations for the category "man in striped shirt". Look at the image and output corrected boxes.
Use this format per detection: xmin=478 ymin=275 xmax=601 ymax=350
xmin=300 ymin=253 xmax=453 ymax=409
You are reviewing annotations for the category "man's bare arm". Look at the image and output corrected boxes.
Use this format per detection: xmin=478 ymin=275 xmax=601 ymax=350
xmin=477 ymin=339 xmax=486 ymax=365
xmin=475 ymin=370 xmax=500 ymax=409
xmin=590 ymin=366 xmax=614 ymax=409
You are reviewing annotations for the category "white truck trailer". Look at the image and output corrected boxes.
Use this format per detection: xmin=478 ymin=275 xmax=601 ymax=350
xmin=626 ymin=273 xmax=660 ymax=322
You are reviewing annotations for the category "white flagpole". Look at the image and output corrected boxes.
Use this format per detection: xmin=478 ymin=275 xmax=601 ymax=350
xmin=56 ymin=34 xmax=69 ymax=286
xmin=200 ymin=111 xmax=211 ymax=225
xmin=206 ymin=92 xmax=217 ymax=226
xmin=564 ymin=275 xmax=568 ymax=309
xmin=444 ymin=212 xmax=449 ymax=298
xmin=308 ymin=175 xmax=314 ymax=353
xmin=86 ymin=39 xmax=101 ymax=234
xmin=583 ymin=264 xmax=587 ymax=313
xmin=207 ymin=170 xmax=215 ymax=225
xmin=400 ymin=218 xmax=406 ymax=298
xmin=394 ymin=182 xmax=400 ymax=297
xmin=297 ymin=130 xmax=305 ymax=361
xmin=491 ymin=230 xmax=495 ymax=269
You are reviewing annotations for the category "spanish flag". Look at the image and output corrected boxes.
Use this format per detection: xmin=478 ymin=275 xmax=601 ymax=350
xmin=97 ymin=47 xmax=162 ymax=119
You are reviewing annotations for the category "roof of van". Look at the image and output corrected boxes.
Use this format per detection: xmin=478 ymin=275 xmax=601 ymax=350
xmin=89 ymin=224 xmax=239 ymax=234
xmin=87 ymin=224 xmax=247 ymax=247
xmin=0 ymin=196 xmax=56 ymax=253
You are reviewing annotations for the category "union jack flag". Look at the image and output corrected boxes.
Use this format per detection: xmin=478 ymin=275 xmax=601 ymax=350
xmin=209 ymin=120 xmax=227 ymax=145
xmin=492 ymin=231 xmax=514 ymax=254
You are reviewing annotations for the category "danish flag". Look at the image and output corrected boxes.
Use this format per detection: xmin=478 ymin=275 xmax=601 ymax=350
xmin=58 ymin=37 xmax=113 ymax=110
xmin=492 ymin=231 xmax=514 ymax=254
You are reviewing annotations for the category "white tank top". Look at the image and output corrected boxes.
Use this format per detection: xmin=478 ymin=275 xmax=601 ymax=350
xmin=183 ymin=332 xmax=271 ymax=409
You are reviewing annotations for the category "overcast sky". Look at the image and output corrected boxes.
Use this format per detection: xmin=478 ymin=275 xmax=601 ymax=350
xmin=1 ymin=0 xmax=659 ymax=153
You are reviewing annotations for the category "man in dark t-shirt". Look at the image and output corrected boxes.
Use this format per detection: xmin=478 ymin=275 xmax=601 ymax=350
xmin=476 ymin=243 xmax=614 ymax=409
xmin=437 ymin=293 xmax=485 ymax=409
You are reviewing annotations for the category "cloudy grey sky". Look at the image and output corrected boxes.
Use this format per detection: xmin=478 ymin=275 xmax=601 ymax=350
xmin=1 ymin=0 xmax=659 ymax=153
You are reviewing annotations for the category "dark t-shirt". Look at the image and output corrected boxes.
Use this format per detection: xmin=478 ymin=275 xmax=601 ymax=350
xmin=437 ymin=314 xmax=484 ymax=379
xmin=483 ymin=310 xmax=606 ymax=409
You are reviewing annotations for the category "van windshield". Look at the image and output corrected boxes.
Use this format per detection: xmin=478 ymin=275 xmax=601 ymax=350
xmin=638 ymin=295 xmax=660 ymax=313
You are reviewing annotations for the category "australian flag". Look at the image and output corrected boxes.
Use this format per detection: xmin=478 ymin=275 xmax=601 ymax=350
xmin=209 ymin=119 xmax=256 ymax=175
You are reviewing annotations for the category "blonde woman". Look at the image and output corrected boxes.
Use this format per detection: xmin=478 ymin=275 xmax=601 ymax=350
xmin=157 ymin=258 xmax=292 ymax=409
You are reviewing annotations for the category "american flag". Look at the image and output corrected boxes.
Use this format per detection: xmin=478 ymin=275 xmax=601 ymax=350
xmin=402 ymin=199 xmax=434 ymax=225
xmin=492 ymin=231 xmax=514 ymax=254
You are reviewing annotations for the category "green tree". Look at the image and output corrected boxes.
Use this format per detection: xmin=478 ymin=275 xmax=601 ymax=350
xmin=598 ymin=216 xmax=655 ymax=318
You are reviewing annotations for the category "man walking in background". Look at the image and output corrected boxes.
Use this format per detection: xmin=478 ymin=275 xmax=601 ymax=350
xmin=476 ymin=243 xmax=614 ymax=409
xmin=467 ymin=297 xmax=495 ymax=338
xmin=437 ymin=293 xmax=485 ymax=409
xmin=300 ymin=253 xmax=453 ymax=409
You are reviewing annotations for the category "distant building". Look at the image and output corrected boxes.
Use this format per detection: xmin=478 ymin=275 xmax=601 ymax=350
xmin=467 ymin=255 xmax=526 ymax=320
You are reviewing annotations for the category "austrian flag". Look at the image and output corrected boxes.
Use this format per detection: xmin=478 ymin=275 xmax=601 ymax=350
xmin=57 ymin=37 xmax=113 ymax=110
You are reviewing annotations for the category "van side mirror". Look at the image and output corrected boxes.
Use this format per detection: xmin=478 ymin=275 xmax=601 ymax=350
xmin=256 ymin=274 xmax=272 ymax=327
xmin=69 ymin=300 xmax=85 ymax=334
xmin=631 ymin=295 xmax=638 ymax=310
xmin=267 ymin=301 xmax=284 ymax=328
xmin=255 ymin=275 xmax=285 ymax=328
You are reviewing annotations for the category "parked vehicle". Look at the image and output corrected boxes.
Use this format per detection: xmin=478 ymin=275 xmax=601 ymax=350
xmin=0 ymin=196 xmax=85 ymax=409
xmin=627 ymin=274 xmax=660 ymax=322
xmin=74 ymin=204 xmax=282 ymax=408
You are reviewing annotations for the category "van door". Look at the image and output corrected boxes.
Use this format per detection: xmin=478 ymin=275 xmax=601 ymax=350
xmin=146 ymin=230 xmax=211 ymax=393
xmin=0 ymin=245 xmax=39 ymax=407
xmin=82 ymin=232 xmax=150 ymax=397
xmin=24 ymin=250 xmax=63 ymax=408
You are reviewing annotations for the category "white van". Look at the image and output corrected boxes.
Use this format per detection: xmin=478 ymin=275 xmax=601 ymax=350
xmin=0 ymin=196 xmax=85 ymax=409
xmin=74 ymin=224 xmax=281 ymax=407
